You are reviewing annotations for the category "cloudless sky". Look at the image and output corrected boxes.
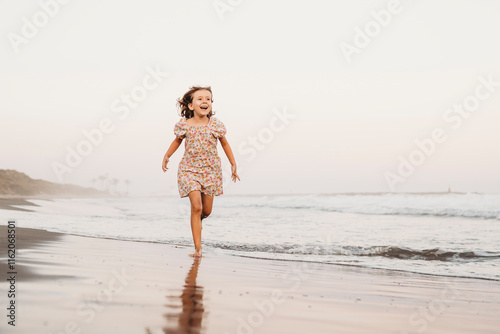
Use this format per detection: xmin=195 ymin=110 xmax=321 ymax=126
xmin=1 ymin=0 xmax=500 ymax=195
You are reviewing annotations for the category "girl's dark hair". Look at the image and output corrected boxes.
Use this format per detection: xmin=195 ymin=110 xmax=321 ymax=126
xmin=177 ymin=86 xmax=215 ymax=119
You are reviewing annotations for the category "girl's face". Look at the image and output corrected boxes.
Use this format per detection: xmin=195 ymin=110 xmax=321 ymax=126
xmin=189 ymin=89 xmax=212 ymax=117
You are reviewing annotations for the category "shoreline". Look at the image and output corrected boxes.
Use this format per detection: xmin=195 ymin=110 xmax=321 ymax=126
xmin=232 ymin=253 xmax=500 ymax=283
xmin=1 ymin=203 xmax=498 ymax=283
xmin=0 ymin=195 xmax=116 ymax=212
xmin=1 ymin=197 xmax=498 ymax=283
xmin=0 ymin=226 xmax=499 ymax=333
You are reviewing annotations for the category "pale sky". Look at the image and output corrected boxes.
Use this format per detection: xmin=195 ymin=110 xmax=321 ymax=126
xmin=1 ymin=0 xmax=500 ymax=196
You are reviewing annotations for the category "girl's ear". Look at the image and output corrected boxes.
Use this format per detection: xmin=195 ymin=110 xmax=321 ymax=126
xmin=188 ymin=102 xmax=194 ymax=111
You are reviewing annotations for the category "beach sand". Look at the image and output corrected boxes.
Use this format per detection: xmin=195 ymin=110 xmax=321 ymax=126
xmin=0 ymin=197 xmax=40 ymax=212
xmin=0 ymin=225 xmax=499 ymax=334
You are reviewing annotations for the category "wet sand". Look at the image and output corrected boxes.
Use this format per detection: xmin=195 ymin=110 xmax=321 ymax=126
xmin=0 ymin=198 xmax=40 ymax=212
xmin=0 ymin=226 xmax=499 ymax=333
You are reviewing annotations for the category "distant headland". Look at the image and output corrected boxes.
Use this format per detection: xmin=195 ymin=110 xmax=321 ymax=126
xmin=0 ymin=169 xmax=108 ymax=198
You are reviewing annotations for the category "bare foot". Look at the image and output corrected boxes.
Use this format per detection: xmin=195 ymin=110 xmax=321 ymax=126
xmin=189 ymin=249 xmax=202 ymax=258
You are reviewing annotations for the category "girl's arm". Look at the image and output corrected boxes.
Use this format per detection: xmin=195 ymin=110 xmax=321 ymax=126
xmin=219 ymin=136 xmax=240 ymax=182
xmin=162 ymin=137 xmax=183 ymax=172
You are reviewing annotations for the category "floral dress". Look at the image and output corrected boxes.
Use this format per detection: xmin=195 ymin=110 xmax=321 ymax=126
xmin=174 ymin=117 xmax=226 ymax=198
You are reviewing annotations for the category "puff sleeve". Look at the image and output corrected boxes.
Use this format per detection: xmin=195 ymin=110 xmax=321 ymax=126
xmin=210 ymin=117 xmax=226 ymax=138
xmin=174 ymin=118 xmax=187 ymax=139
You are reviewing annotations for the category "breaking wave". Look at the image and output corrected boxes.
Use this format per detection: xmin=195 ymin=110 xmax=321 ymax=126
xmin=206 ymin=242 xmax=500 ymax=262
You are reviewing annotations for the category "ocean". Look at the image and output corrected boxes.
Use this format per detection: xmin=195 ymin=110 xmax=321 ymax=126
xmin=2 ymin=193 xmax=500 ymax=281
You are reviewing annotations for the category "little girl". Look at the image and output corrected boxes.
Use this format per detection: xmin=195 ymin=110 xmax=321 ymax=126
xmin=162 ymin=86 xmax=240 ymax=257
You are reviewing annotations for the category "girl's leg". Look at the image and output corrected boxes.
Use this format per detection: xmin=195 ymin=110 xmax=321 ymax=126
xmin=200 ymin=193 xmax=214 ymax=220
xmin=188 ymin=191 xmax=203 ymax=257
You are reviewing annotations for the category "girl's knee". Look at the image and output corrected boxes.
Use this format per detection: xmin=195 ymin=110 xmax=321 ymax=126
xmin=202 ymin=207 xmax=212 ymax=217
xmin=191 ymin=202 xmax=202 ymax=214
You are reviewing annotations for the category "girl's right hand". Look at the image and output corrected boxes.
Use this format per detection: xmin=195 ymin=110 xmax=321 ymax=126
xmin=162 ymin=156 xmax=169 ymax=172
xmin=231 ymin=164 xmax=240 ymax=182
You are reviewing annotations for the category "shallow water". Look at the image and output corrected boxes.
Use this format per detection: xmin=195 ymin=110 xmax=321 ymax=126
xmin=2 ymin=193 xmax=499 ymax=281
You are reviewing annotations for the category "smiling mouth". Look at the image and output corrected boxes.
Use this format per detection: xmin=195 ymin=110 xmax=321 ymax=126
xmin=201 ymin=106 xmax=209 ymax=110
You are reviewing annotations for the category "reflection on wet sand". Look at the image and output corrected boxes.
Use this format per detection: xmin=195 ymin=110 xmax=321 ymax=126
xmin=162 ymin=257 xmax=205 ymax=333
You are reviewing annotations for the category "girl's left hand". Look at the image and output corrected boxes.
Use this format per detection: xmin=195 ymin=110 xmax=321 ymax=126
xmin=231 ymin=164 xmax=240 ymax=182
xmin=162 ymin=156 xmax=169 ymax=172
